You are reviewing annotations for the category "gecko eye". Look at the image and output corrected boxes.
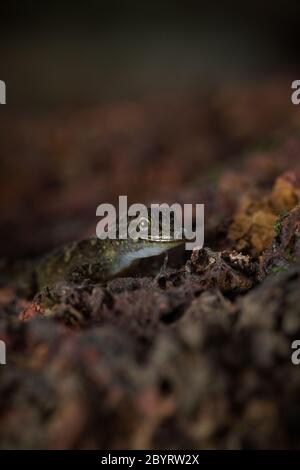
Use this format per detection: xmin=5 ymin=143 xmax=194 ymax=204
xmin=138 ymin=217 xmax=149 ymax=231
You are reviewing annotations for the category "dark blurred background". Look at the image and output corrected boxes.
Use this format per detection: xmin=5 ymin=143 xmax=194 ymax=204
xmin=1 ymin=1 xmax=300 ymax=260
xmin=1 ymin=0 xmax=300 ymax=108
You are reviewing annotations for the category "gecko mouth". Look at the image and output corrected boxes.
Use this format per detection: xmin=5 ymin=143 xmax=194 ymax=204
xmin=145 ymin=236 xmax=184 ymax=243
xmin=146 ymin=229 xmax=186 ymax=243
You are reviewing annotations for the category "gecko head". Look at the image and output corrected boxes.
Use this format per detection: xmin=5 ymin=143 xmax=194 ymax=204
xmin=127 ymin=207 xmax=184 ymax=247
xmin=111 ymin=207 xmax=185 ymax=267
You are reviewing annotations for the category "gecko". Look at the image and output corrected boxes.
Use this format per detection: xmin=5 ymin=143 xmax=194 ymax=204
xmin=24 ymin=208 xmax=184 ymax=292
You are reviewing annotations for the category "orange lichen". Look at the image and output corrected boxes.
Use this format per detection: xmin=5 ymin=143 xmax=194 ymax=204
xmin=270 ymin=171 xmax=300 ymax=213
xmin=229 ymin=171 xmax=300 ymax=255
xmin=228 ymin=196 xmax=277 ymax=254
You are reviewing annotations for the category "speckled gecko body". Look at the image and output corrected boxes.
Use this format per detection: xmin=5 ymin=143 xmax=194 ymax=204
xmin=34 ymin=210 xmax=183 ymax=290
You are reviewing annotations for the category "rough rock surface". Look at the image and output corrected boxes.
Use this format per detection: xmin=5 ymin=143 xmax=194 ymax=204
xmin=2 ymin=82 xmax=300 ymax=449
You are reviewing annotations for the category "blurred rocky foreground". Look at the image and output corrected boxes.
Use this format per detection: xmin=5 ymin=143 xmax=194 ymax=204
xmin=2 ymin=79 xmax=300 ymax=449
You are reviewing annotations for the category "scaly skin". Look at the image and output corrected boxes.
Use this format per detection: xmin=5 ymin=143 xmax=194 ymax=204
xmin=34 ymin=237 xmax=181 ymax=289
xmin=33 ymin=210 xmax=184 ymax=290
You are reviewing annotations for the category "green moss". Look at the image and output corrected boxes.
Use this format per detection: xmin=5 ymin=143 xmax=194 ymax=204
xmin=284 ymin=247 xmax=295 ymax=263
xmin=271 ymin=266 xmax=288 ymax=274
xmin=273 ymin=219 xmax=282 ymax=236
xmin=273 ymin=211 xmax=289 ymax=237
